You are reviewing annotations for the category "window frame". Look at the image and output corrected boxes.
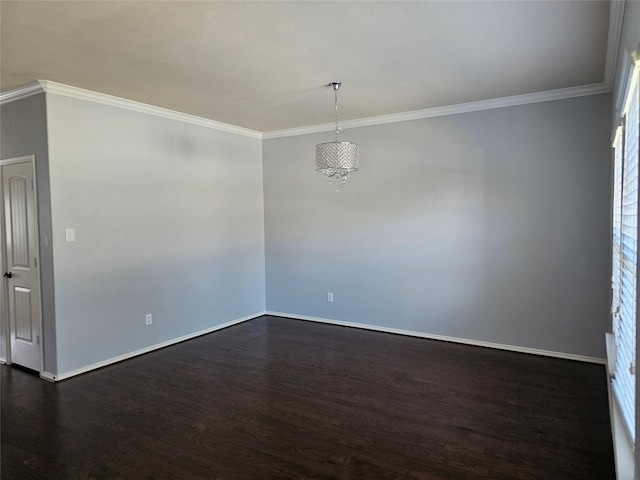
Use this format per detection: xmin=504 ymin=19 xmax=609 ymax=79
xmin=611 ymin=61 xmax=640 ymax=443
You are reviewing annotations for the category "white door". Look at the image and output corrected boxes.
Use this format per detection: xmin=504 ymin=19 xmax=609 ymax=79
xmin=2 ymin=159 xmax=41 ymax=371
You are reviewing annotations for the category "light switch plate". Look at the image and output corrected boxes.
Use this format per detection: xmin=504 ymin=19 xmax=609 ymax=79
xmin=65 ymin=228 xmax=75 ymax=242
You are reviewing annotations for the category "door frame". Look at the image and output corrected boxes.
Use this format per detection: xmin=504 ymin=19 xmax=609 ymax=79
xmin=0 ymin=155 xmax=44 ymax=373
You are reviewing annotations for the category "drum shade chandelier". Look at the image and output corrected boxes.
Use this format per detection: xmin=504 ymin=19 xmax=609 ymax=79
xmin=315 ymin=82 xmax=359 ymax=185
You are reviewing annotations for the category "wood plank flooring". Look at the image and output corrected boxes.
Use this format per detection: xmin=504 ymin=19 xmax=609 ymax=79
xmin=1 ymin=315 xmax=615 ymax=479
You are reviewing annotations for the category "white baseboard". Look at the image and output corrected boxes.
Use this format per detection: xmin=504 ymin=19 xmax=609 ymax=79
xmin=266 ymin=311 xmax=606 ymax=364
xmin=40 ymin=371 xmax=56 ymax=382
xmin=44 ymin=312 xmax=264 ymax=381
xmin=41 ymin=311 xmax=605 ymax=382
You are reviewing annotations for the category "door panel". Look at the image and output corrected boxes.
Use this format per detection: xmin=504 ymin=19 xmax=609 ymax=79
xmin=13 ymin=287 xmax=34 ymax=342
xmin=3 ymin=160 xmax=41 ymax=371
xmin=8 ymin=176 xmax=30 ymax=267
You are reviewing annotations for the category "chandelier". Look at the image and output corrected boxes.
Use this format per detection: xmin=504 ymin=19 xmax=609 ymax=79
xmin=315 ymin=82 xmax=359 ymax=185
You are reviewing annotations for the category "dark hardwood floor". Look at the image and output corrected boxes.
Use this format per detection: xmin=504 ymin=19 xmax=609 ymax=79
xmin=1 ymin=315 xmax=614 ymax=479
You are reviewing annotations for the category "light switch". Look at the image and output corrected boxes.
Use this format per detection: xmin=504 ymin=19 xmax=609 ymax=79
xmin=65 ymin=228 xmax=75 ymax=242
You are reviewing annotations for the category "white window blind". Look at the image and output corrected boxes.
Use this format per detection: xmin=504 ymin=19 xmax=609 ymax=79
xmin=612 ymin=63 xmax=639 ymax=441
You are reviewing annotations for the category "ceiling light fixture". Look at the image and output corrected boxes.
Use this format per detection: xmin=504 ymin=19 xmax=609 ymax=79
xmin=315 ymin=82 xmax=359 ymax=187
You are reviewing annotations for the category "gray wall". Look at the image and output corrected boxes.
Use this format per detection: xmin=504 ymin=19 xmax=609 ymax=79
xmin=0 ymin=89 xmax=616 ymax=373
xmin=46 ymin=94 xmax=266 ymax=375
xmin=0 ymin=93 xmax=57 ymax=373
xmin=264 ymin=93 xmax=611 ymax=359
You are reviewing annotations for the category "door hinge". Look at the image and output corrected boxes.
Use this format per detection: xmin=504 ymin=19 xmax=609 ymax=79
xmin=31 ymin=179 xmax=34 ymax=190
xmin=630 ymin=361 xmax=636 ymax=376
xmin=37 ymin=335 xmax=40 ymax=345
xmin=34 ymin=258 xmax=37 ymax=268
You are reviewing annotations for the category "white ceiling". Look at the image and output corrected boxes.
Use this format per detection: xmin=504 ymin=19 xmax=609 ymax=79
xmin=0 ymin=1 xmax=613 ymax=133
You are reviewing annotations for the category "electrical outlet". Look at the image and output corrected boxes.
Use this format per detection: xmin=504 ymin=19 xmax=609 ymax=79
xmin=327 ymin=292 xmax=334 ymax=303
xmin=146 ymin=314 xmax=152 ymax=325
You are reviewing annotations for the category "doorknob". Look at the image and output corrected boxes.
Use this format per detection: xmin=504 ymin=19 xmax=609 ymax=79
xmin=3 ymin=272 xmax=12 ymax=278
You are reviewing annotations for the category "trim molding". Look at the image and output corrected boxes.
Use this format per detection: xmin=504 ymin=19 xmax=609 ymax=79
xmin=39 ymin=311 xmax=606 ymax=381
xmin=2 ymin=79 xmax=613 ymax=141
xmin=0 ymin=81 xmax=44 ymax=105
xmin=0 ymin=80 xmax=262 ymax=139
xmin=605 ymin=0 xmax=626 ymax=89
xmin=41 ymin=312 xmax=264 ymax=382
xmin=263 ymin=83 xmax=610 ymax=139
xmin=40 ymin=371 xmax=56 ymax=382
xmin=266 ymin=311 xmax=606 ymax=364
xmin=38 ymin=81 xmax=263 ymax=139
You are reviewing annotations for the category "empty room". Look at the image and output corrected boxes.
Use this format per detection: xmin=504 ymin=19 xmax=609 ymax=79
xmin=1 ymin=1 xmax=639 ymax=478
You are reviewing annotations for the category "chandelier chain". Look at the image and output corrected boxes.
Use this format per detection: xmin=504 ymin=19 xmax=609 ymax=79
xmin=334 ymin=87 xmax=339 ymax=142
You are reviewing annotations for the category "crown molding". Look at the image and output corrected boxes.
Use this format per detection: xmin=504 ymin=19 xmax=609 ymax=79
xmin=0 ymin=81 xmax=45 ymax=105
xmin=0 ymin=79 xmax=614 ymax=141
xmin=263 ymin=82 xmax=610 ymax=139
xmin=604 ymin=0 xmax=625 ymax=89
xmin=38 ymin=80 xmax=262 ymax=139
